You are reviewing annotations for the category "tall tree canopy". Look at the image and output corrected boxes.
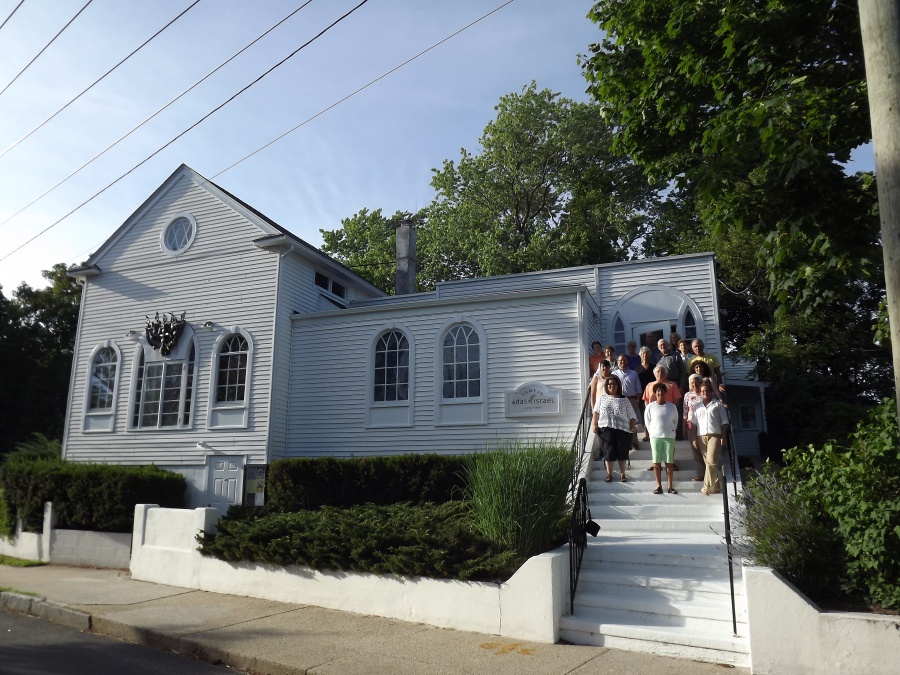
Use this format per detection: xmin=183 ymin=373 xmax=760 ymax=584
xmin=583 ymin=1 xmax=893 ymax=445
xmin=322 ymin=84 xmax=668 ymax=292
xmin=581 ymin=0 xmax=881 ymax=313
xmin=0 ymin=264 xmax=81 ymax=456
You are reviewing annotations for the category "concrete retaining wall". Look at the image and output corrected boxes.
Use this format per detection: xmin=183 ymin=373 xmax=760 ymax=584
xmin=50 ymin=530 xmax=132 ymax=568
xmin=130 ymin=504 xmax=568 ymax=643
xmin=0 ymin=502 xmax=130 ymax=569
xmin=745 ymin=566 xmax=900 ymax=674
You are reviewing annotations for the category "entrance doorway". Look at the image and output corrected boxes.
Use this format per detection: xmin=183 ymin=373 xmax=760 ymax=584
xmin=207 ymin=456 xmax=243 ymax=512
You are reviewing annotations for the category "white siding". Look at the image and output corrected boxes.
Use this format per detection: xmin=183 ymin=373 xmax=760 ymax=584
xmin=63 ymin=174 xmax=278 ymax=466
xmin=436 ymin=267 xmax=596 ymax=299
xmin=287 ymin=291 xmax=585 ymax=456
xmin=597 ymin=255 xmax=722 ymax=358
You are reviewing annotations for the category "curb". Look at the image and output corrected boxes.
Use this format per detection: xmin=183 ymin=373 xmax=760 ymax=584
xmin=0 ymin=591 xmax=92 ymax=631
xmin=90 ymin=615 xmax=302 ymax=675
xmin=0 ymin=593 xmax=297 ymax=674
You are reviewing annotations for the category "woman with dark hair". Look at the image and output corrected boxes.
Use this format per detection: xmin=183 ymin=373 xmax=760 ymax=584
xmin=691 ymin=360 xmax=720 ymax=395
xmin=592 ymin=376 xmax=637 ymax=483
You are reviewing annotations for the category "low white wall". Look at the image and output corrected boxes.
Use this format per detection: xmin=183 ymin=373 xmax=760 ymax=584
xmin=1 ymin=502 xmax=131 ymax=568
xmin=0 ymin=526 xmax=44 ymax=561
xmin=130 ymin=505 xmax=568 ymax=643
xmin=745 ymin=566 xmax=900 ymax=675
xmin=50 ymin=530 xmax=131 ymax=569
xmin=0 ymin=502 xmax=55 ymax=562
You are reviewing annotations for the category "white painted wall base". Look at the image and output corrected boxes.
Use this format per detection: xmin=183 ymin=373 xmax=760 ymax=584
xmin=130 ymin=504 xmax=568 ymax=642
xmin=0 ymin=525 xmax=44 ymax=561
xmin=744 ymin=566 xmax=900 ymax=674
xmin=0 ymin=502 xmax=131 ymax=568
xmin=50 ymin=530 xmax=131 ymax=569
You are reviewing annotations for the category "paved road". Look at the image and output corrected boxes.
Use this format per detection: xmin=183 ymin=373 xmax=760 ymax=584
xmin=0 ymin=609 xmax=244 ymax=675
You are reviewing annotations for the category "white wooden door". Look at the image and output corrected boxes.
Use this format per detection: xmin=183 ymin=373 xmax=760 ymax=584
xmin=208 ymin=457 xmax=243 ymax=512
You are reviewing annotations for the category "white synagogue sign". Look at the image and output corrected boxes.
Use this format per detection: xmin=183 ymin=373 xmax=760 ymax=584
xmin=505 ymin=382 xmax=562 ymax=417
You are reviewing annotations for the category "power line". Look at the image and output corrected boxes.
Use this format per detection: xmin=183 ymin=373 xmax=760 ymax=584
xmin=0 ymin=0 xmax=93 ymax=98
xmin=0 ymin=0 xmax=316 ymax=231
xmin=0 ymin=0 xmax=202 ymax=159
xmin=0 ymin=0 xmax=370 ymax=264
xmin=211 ymin=0 xmax=516 ymax=179
xmin=0 ymin=0 xmax=26 ymax=34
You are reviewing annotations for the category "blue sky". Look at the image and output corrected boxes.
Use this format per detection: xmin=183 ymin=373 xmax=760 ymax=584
xmin=0 ymin=0 xmax=601 ymax=291
xmin=0 ymin=0 xmax=875 ymax=294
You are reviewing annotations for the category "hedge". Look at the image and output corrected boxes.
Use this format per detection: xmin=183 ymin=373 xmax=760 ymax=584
xmin=198 ymin=501 xmax=520 ymax=582
xmin=0 ymin=460 xmax=186 ymax=534
xmin=266 ymin=454 xmax=469 ymax=511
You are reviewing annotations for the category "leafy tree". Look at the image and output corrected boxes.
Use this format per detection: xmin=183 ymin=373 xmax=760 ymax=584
xmin=581 ymin=0 xmax=881 ymax=313
xmin=322 ymin=84 xmax=669 ymax=291
xmin=0 ymin=264 xmax=81 ymax=456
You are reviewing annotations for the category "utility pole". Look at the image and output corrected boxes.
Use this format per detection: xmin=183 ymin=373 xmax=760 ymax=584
xmin=859 ymin=0 xmax=900 ymax=419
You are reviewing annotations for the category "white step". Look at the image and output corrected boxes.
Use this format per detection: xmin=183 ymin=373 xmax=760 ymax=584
xmin=572 ymin=597 xmax=742 ymax=633
xmin=577 ymin=567 xmax=746 ymax=605
xmin=559 ymin=614 xmax=750 ymax=667
xmin=582 ymin=533 xmax=731 ymax=569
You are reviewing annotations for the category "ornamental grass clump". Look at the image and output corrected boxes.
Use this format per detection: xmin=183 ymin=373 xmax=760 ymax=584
xmin=464 ymin=439 xmax=572 ymax=560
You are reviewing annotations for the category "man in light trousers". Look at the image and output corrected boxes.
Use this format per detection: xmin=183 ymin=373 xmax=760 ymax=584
xmin=690 ymin=382 xmax=729 ymax=495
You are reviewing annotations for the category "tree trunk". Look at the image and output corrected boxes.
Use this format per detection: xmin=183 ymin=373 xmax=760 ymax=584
xmin=859 ymin=0 xmax=900 ymax=419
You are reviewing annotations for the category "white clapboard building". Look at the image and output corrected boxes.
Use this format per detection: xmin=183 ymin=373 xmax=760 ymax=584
xmin=62 ymin=165 xmax=765 ymax=508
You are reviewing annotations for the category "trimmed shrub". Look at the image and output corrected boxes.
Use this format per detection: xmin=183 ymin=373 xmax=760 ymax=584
xmin=464 ymin=440 xmax=571 ymax=559
xmin=0 ymin=460 xmax=186 ymax=532
xmin=266 ymin=454 xmax=469 ymax=511
xmin=197 ymin=501 xmax=520 ymax=582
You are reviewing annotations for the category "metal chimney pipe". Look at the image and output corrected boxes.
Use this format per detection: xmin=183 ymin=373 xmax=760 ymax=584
xmin=395 ymin=219 xmax=416 ymax=295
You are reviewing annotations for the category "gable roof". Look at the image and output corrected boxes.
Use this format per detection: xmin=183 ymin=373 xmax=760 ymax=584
xmin=69 ymin=164 xmax=385 ymax=297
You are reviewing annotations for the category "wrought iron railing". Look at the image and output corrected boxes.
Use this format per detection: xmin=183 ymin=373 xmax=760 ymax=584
xmin=567 ymin=393 xmax=597 ymax=613
xmin=568 ymin=477 xmax=590 ymax=614
xmin=718 ymin=423 xmax=741 ymax=635
xmin=568 ymin=393 xmax=593 ymax=497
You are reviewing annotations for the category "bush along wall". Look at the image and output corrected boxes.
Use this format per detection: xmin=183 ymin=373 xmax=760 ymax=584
xmin=0 ymin=460 xmax=186 ymax=534
xmin=740 ymin=398 xmax=900 ymax=610
xmin=266 ymin=454 xmax=469 ymax=511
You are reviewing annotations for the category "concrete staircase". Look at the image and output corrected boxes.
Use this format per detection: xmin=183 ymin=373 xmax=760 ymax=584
xmin=559 ymin=434 xmax=750 ymax=667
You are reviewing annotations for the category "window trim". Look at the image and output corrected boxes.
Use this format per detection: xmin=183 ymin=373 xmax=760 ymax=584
xmin=159 ymin=212 xmax=198 ymax=257
xmin=82 ymin=340 xmax=123 ymax=433
xmin=207 ymin=327 xmax=253 ymax=430
xmin=366 ymin=324 xmax=415 ymax=428
xmin=739 ymin=404 xmax=759 ymax=431
xmin=127 ymin=338 xmax=198 ymax=432
xmin=434 ymin=316 xmax=487 ymax=426
xmin=612 ymin=314 xmax=627 ymax=355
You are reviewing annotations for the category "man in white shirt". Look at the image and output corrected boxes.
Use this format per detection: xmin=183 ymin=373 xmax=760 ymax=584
xmin=691 ymin=382 xmax=730 ymax=496
xmin=614 ymin=354 xmax=642 ymax=450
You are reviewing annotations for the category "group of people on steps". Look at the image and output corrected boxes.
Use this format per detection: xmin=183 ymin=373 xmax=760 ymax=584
xmin=589 ymin=335 xmax=730 ymax=497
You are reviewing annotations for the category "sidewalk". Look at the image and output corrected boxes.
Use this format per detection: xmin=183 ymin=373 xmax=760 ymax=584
xmin=0 ymin=564 xmax=749 ymax=675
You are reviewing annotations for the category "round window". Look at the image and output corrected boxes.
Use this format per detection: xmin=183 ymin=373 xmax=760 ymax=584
xmin=161 ymin=214 xmax=196 ymax=255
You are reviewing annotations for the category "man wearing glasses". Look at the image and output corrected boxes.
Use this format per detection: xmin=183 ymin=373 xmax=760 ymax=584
xmin=614 ymin=354 xmax=642 ymax=451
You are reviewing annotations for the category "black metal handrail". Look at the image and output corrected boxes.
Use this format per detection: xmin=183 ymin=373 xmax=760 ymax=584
xmin=568 ymin=477 xmax=590 ymax=614
xmin=568 ymin=393 xmax=593 ymax=497
xmin=718 ymin=423 xmax=741 ymax=635
xmin=566 ymin=392 xmax=596 ymax=613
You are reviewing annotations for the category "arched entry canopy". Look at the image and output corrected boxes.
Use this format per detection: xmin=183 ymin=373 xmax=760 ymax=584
xmin=608 ymin=285 xmax=705 ymax=356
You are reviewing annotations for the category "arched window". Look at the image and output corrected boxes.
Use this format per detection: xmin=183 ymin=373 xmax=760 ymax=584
xmin=216 ymin=334 xmax=249 ymax=403
xmin=684 ymin=309 xmax=697 ymax=340
xmin=84 ymin=341 xmax=123 ymax=432
xmin=442 ymin=324 xmax=481 ymax=399
xmin=208 ymin=329 xmax=253 ymax=429
xmin=374 ymin=330 xmax=409 ymax=402
xmin=131 ymin=343 xmax=196 ymax=429
xmin=89 ymin=347 xmax=118 ymax=410
xmin=613 ymin=314 xmax=626 ymax=354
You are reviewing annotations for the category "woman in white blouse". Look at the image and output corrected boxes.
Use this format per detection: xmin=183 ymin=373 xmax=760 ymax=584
xmin=592 ymin=376 xmax=638 ymax=483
